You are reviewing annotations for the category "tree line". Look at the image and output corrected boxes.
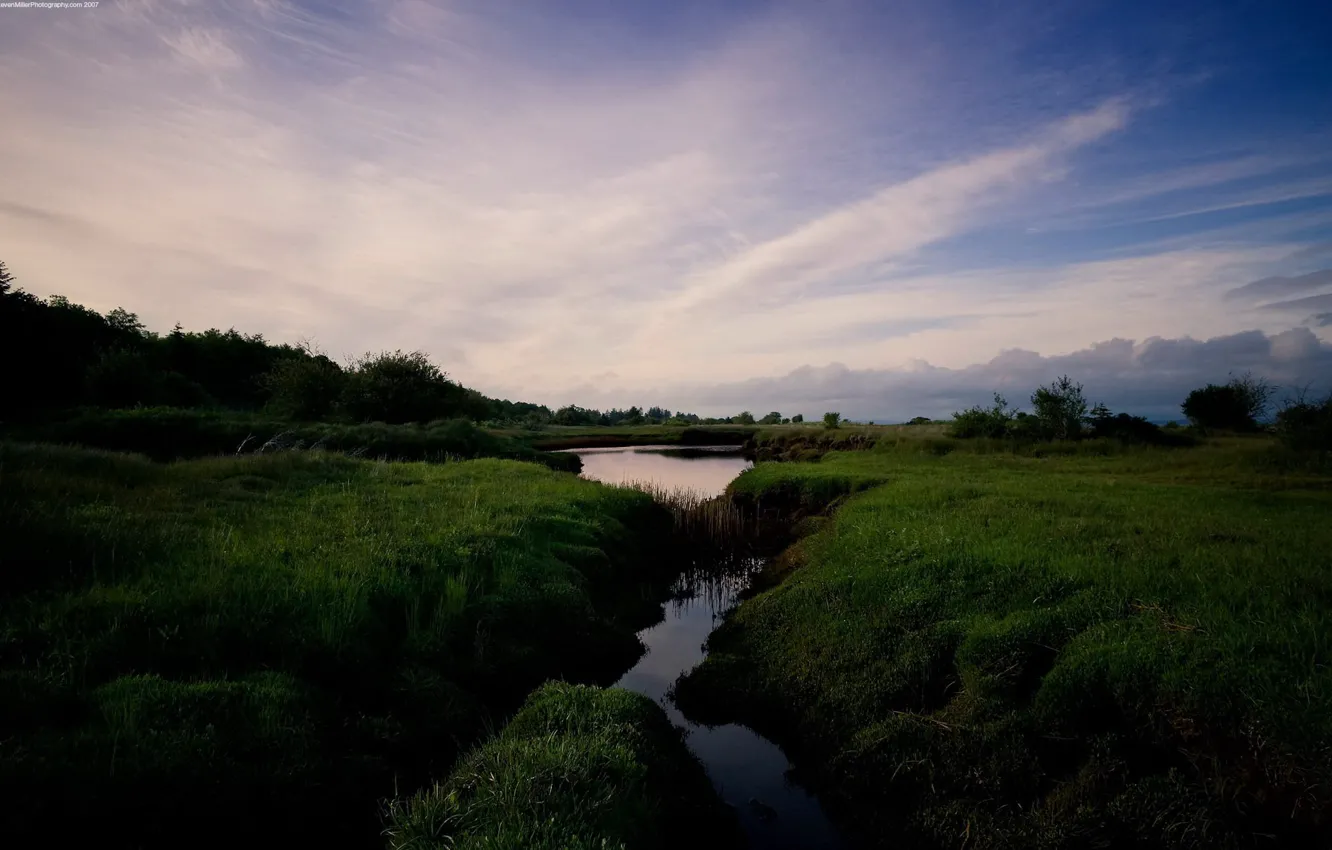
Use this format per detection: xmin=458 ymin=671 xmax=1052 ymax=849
xmin=948 ymin=371 xmax=1331 ymax=454
xmin=0 ymin=260 xmax=772 ymax=428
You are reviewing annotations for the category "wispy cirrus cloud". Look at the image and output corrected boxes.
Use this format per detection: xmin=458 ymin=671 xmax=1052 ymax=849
xmin=1 ymin=0 xmax=1330 ymax=412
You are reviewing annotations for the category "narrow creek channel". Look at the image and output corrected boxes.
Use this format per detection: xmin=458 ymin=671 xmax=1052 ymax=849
xmin=566 ymin=445 xmax=845 ymax=849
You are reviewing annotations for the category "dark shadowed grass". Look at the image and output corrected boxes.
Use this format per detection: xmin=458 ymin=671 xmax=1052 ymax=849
xmin=0 ymin=442 xmax=671 ymax=845
xmin=612 ymin=480 xmax=756 ymax=543
xmin=384 ymin=682 xmax=737 ymax=850
xmin=2 ymin=406 xmax=580 ymax=471
xmin=676 ymin=438 xmax=1332 ymax=847
xmin=497 ymin=423 xmax=757 ymax=451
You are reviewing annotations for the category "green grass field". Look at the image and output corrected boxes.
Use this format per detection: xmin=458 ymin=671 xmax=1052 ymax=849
xmin=0 ymin=442 xmax=676 ymax=845
xmin=677 ymin=437 xmax=1332 ymax=847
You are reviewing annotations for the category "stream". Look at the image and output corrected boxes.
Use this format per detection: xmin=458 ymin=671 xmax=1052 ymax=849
xmin=567 ymin=445 xmax=844 ymax=849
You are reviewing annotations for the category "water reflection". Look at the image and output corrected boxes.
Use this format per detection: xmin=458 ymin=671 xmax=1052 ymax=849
xmin=567 ymin=444 xmax=751 ymax=498
xmin=566 ymin=446 xmax=844 ymax=849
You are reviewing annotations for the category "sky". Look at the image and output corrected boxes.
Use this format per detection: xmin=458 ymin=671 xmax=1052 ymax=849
xmin=3 ymin=0 xmax=1332 ymax=420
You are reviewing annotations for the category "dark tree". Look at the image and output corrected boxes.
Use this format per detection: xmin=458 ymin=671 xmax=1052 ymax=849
xmin=262 ymin=352 xmax=346 ymax=421
xmin=341 ymin=350 xmax=469 ymax=424
xmin=0 ymin=260 xmax=14 ymax=295
xmin=1031 ymin=375 xmax=1087 ymax=440
xmin=1182 ymin=373 xmax=1273 ymax=431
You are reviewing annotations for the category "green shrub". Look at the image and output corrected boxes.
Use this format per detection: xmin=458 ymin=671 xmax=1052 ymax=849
xmin=1030 ymin=375 xmax=1087 ymax=440
xmin=950 ymin=393 xmax=1015 ymax=438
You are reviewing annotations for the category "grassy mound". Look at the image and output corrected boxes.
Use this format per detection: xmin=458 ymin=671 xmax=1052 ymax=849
xmin=386 ymin=683 xmax=736 ymax=849
xmin=676 ymin=440 xmax=1332 ymax=847
xmin=0 ymin=442 xmax=669 ymax=845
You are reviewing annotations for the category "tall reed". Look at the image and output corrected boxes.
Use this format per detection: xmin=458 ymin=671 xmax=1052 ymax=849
xmin=611 ymin=480 xmax=756 ymax=545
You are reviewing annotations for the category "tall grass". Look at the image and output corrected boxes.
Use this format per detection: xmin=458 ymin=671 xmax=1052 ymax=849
xmin=612 ymin=480 xmax=755 ymax=543
xmin=383 ymin=682 xmax=736 ymax=850
xmin=677 ymin=437 xmax=1332 ymax=848
xmin=0 ymin=441 xmax=669 ymax=845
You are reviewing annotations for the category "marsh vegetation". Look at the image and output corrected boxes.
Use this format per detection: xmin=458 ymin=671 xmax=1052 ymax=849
xmin=5 ymin=259 xmax=1332 ymax=848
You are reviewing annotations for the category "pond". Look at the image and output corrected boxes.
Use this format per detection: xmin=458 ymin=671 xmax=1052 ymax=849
xmin=565 ymin=445 xmax=845 ymax=849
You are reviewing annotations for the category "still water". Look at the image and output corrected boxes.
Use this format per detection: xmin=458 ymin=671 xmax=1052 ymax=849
xmin=567 ymin=445 xmax=844 ymax=849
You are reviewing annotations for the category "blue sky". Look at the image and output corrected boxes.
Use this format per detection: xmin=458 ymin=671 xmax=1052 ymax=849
xmin=2 ymin=0 xmax=1331 ymax=419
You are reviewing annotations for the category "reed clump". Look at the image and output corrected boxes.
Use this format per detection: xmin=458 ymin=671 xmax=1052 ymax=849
xmin=612 ymin=480 xmax=756 ymax=546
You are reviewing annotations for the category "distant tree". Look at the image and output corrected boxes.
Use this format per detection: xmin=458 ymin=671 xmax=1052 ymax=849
xmin=781 ymin=417 xmax=791 ymax=424
xmin=791 ymin=414 xmax=804 ymax=424
xmin=262 ymin=348 xmax=346 ymax=421
xmin=554 ymin=405 xmax=600 ymax=426
xmin=822 ymin=411 xmax=841 ymax=430
xmin=1182 ymin=373 xmax=1273 ymax=431
xmin=736 ymin=411 xmax=756 ymax=425
xmin=0 ymin=260 xmax=14 ymax=295
xmin=342 ymin=350 xmax=467 ymax=424
xmin=105 ymin=307 xmax=147 ymax=337
xmin=1031 ymin=375 xmax=1087 ymax=440
xmin=1087 ymin=402 xmax=1112 ymax=424
xmin=1230 ymin=371 xmax=1276 ymax=424
xmin=758 ymin=411 xmax=782 ymax=425
xmin=908 ymin=416 xmax=932 ymax=425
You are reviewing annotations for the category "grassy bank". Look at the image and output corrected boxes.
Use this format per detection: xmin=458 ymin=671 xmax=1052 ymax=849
xmin=676 ymin=438 xmax=1332 ymax=847
xmin=0 ymin=442 xmax=674 ymax=845
xmin=1 ymin=407 xmax=580 ymax=471
xmin=495 ymin=423 xmax=757 ymax=451
xmin=386 ymin=682 xmax=736 ymax=849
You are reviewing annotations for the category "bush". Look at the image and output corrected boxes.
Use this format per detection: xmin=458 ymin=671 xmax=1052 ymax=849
xmin=823 ymin=411 xmax=842 ymax=430
xmin=261 ymin=353 xmax=346 ymax=420
xmin=1030 ymin=375 xmax=1087 ymax=440
xmin=735 ymin=411 xmax=757 ymax=425
xmin=1274 ymin=391 xmax=1332 ymax=455
xmin=1182 ymin=372 xmax=1273 ymax=431
xmin=341 ymin=350 xmax=471 ymax=424
xmin=1004 ymin=411 xmax=1044 ymax=441
xmin=1087 ymin=411 xmax=1193 ymax=446
xmin=950 ymin=394 xmax=1015 ymax=439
